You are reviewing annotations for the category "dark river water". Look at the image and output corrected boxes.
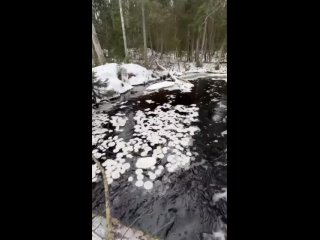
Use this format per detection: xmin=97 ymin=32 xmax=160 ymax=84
xmin=92 ymin=78 xmax=227 ymax=240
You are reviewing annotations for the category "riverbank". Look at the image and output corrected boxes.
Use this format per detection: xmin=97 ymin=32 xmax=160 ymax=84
xmin=92 ymin=62 xmax=227 ymax=103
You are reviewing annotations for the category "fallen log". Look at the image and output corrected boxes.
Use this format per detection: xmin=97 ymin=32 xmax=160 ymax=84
xmin=155 ymin=61 xmax=191 ymax=84
xmin=155 ymin=61 xmax=166 ymax=71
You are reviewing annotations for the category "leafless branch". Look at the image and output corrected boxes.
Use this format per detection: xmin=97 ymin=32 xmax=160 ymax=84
xmin=93 ymin=155 xmax=114 ymax=240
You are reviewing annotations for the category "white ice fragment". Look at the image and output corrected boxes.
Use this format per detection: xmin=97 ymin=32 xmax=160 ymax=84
xmin=116 ymin=153 xmax=124 ymax=159
xmin=149 ymin=173 xmax=156 ymax=180
xmin=136 ymin=157 xmax=157 ymax=169
xmin=128 ymin=176 xmax=133 ymax=182
xmin=107 ymin=178 xmax=113 ymax=184
xmin=92 ymin=164 xmax=97 ymax=178
xmin=135 ymin=180 xmax=144 ymax=187
xmin=213 ymin=189 xmax=227 ymax=202
xmin=162 ymin=147 xmax=168 ymax=154
xmin=93 ymin=152 xmax=102 ymax=159
xmin=176 ymin=133 xmax=183 ymax=138
xmin=123 ymin=163 xmax=130 ymax=170
xmin=157 ymin=153 xmax=164 ymax=159
xmin=105 ymin=159 xmax=117 ymax=166
xmin=146 ymin=81 xmax=175 ymax=91
xmin=140 ymin=151 xmax=148 ymax=157
xmin=144 ymin=181 xmax=153 ymax=190
xmin=180 ymin=138 xmax=190 ymax=147
xmin=137 ymin=174 xmax=144 ymax=180
xmin=153 ymin=149 xmax=162 ymax=155
xmin=111 ymin=171 xmax=120 ymax=179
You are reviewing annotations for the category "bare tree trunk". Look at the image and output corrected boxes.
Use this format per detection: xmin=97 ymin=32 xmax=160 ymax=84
xmin=119 ymin=0 xmax=128 ymax=59
xmin=141 ymin=0 xmax=147 ymax=66
xmin=201 ymin=18 xmax=207 ymax=61
xmin=161 ymin=34 xmax=163 ymax=54
xmin=92 ymin=45 xmax=96 ymax=66
xmin=195 ymin=31 xmax=202 ymax=67
xmin=156 ymin=32 xmax=159 ymax=53
xmin=110 ymin=0 xmax=115 ymax=29
xmin=175 ymin=16 xmax=178 ymax=59
xmin=204 ymin=37 xmax=207 ymax=62
xmin=186 ymin=27 xmax=190 ymax=61
xmin=92 ymin=156 xmax=113 ymax=240
xmin=191 ymin=33 xmax=194 ymax=61
xmin=92 ymin=23 xmax=106 ymax=66
xmin=149 ymin=26 xmax=153 ymax=55
xmin=216 ymin=35 xmax=227 ymax=70
xmin=208 ymin=20 xmax=214 ymax=62
xmin=160 ymin=32 xmax=164 ymax=59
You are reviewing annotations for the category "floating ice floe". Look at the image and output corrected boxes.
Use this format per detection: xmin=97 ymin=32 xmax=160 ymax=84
xmin=146 ymin=81 xmax=175 ymax=91
xmin=110 ymin=116 xmax=127 ymax=131
xmin=136 ymin=157 xmax=157 ymax=169
xmin=143 ymin=181 xmax=153 ymax=190
xmin=135 ymin=180 xmax=144 ymax=187
xmin=92 ymin=164 xmax=97 ymax=182
xmin=221 ymin=130 xmax=227 ymax=137
xmin=213 ymin=188 xmax=227 ymax=202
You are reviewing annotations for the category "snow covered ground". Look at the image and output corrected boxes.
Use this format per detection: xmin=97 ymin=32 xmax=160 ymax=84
xmin=93 ymin=63 xmax=157 ymax=95
xmin=145 ymin=81 xmax=175 ymax=91
xmin=92 ymin=62 xmax=227 ymax=97
xmin=169 ymin=62 xmax=227 ymax=74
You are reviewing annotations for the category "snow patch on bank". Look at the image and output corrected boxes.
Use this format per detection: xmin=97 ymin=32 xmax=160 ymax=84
xmin=145 ymin=79 xmax=194 ymax=93
xmin=93 ymin=63 xmax=133 ymax=94
xmin=93 ymin=63 xmax=156 ymax=94
xmin=93 ymin=62 xmax=226 ymax=98
xmin=146 ymin=81 xmax=175 ymax=91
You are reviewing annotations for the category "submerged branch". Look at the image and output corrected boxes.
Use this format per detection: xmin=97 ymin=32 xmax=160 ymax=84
xmin=93 ymin=156 xmax=114 ymax=240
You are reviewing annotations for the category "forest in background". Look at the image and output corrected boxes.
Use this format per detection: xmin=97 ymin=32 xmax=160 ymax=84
xmin=92 ymin=0 xmax=227 ymax=68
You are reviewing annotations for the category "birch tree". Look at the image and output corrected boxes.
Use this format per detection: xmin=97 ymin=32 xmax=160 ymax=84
xmin=141 ymin=0 xmax=148 ymax=66
xmin=118 ymin=0 xmax=128 ymax=59
xmin=92 ymin=23 xmax=106 ymax=65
